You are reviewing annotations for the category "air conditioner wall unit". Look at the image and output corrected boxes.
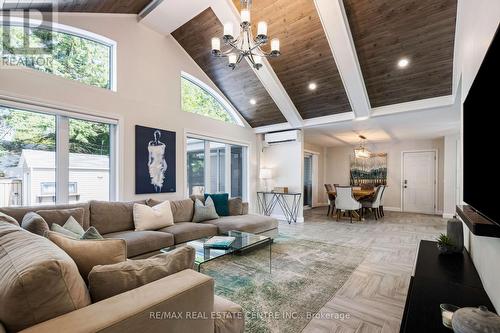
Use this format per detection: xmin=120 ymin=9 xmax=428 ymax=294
xmin=264 ymin=130 xmax=301 ymax=145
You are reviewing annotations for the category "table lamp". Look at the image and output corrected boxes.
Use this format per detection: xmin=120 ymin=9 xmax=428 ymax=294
xmin=260 ymin=168 xmax=272 ymax=192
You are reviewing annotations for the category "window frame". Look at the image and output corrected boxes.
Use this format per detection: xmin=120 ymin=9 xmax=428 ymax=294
xmin=184 ymin=132 xmax=249 ymax=201
xmin=0 ymin=16 xmax=117 ymax=91
xmin=0 ymin=98 xmax=119 ymax=205
xmin=181 ymin=71 xmax=245 ymax=127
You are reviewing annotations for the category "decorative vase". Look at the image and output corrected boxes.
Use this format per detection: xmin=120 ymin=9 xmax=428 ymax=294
xmin=452 ymin=306 xmax=500 ymax=333
xmin=447 ymin=218 xmax=464 ymax=253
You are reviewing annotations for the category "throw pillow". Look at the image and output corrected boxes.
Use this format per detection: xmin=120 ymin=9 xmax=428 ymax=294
xmin=50 ymin=223 xmax=81 ymax=239
xmin=0 ymin=211 xmax=19 ymax=226
xmin=228 ymin=197 xmax=243 ymax=216
xmin=47 ymin=231 xmax=127 ymax=282
xmin=81 ymin=226 xmax=103 ymax=240
xmin=204 ymin=193 xmax=230 ymax=216
xmin=133 ymin=201 xmax=174 ymax=231
xmin=62 ymin=216 xmax=86 ymax=236
xmin=36 ymin=207 xmax=85 ymax=228
xmin=88 ymin=246 xmax=195 ymax=302
xmin=21 ymin=212 xmax=49 ymax=236
xmin=192 ymin=197 xmax=219 ymax=223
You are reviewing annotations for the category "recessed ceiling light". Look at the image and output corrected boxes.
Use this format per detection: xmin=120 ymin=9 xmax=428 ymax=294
xmin=398 ymin=58 xmax=409 ymax=68
xmin=249 ymin=98 xmax=256 ymax=105
xmin=308 ymin=82 xmax=317 ymax=90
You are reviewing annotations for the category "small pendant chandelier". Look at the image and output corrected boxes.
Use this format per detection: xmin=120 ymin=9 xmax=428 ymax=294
xmin=354 ymin=135 xmax=371 ymax=159
xmin=210 ymin=0 xmax=281 ymax=70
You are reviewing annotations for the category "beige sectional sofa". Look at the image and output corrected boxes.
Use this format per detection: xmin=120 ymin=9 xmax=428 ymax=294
xmin=0 ymin=197 xmax=278 ymax=259
xmin=0 ymin=197 xmax=277 ymax=332
xmin=0 ymin=221 xmax=242 ymax=333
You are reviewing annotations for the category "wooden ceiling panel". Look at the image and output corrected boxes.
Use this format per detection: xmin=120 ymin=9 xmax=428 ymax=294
xmin=172 ymin=8 xmax=286 ymax=128
xmin=1 ymin=0 xmax=151 ymax=13
xmin=343 ymin=0 xmax=457 ymax=107
xmin=234 ymin=0 xmax=352 ymax=119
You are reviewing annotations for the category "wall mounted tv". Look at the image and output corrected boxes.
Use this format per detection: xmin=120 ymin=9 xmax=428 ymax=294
xmin=463 ymin=25 xmax=500 ymax=226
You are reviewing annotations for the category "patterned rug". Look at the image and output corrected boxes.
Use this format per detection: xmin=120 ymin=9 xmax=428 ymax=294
xmin=200 ymin=235 xmax=367 ymax=333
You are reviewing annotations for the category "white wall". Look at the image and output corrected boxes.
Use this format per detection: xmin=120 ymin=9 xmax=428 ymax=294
xmin=0 ymin=13 xmax=259 ymax=208
xmin=259 ymin=133 xmax=304 ymax=221
xmin=455 ymin=0 xmax=500 ymax=311
xmin=443 ymin=134 xmax=460 ymax=218
xmin=323 ymin=138 xmax=445 ymax=212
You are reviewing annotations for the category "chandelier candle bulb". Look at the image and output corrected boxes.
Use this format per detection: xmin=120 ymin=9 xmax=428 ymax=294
xmin=240 ymin=9 xmax=250 ymax=24
xmin=271 ymin=38 xmax=280 ymax=54
xmin=253 ymin=55 xmax=263 ymax=69
xmin=228 ymin=53 xmax=237 ymax=66
xmin=257 ymin=21 xmax=268 ymax=38
xmin=223 ymin=22 xmax=234 ymax=39
xmin=211 ymin=37 xmax=220 ymax=52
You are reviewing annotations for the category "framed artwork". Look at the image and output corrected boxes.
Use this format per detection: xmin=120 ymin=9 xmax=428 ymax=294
xmin=135 ymin=125 xmax=176 ymax=194
xmin=350 ymin=152 xmax=387 ymax=187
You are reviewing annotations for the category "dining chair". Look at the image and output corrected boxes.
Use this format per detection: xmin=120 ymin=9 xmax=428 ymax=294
xmin=324 ymin=184 xmax=335 ymax=216
xmin=334 ymin=186 xmax=362 ymax=223
xmin=361 ymin=185 xmax=385 ymax=220
xmin=379 ymin=185 xmax=386 ymax=217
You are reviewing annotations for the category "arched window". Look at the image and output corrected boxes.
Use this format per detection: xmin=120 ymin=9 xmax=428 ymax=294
xmin=0 ymin=17 xmax=116 ymax=90
xmin=181 ymin=72 xmax=244 ymax=126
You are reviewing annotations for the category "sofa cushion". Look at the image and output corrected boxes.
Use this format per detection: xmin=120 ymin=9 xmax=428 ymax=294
xmin=47 ymin=231 xmax=127 ymax=282
xmin=0 ymin=212 xmax=19 ymax=226
xmin=133 ymin=201 xmax=174 ymax=231
xmin=202 ymin=214 xmax=278 ymax=234
xmin=88 ymin=246 xmax=195 ymax=302
xmin=90 ymin=200 xmax=146 ymax=234
xmin=0 ymin=222 xmax=91 ymax=332
xmin=228 ymin=198 xmax=243 ymax=216
xmin=36 ymin=207 xmax=85 ymax=229
xmin=0 ymin=202 xmax=91 ymax=229
xmin=147 ymin=198 xmax=195 ymax=223
xmin=213 ymin=295 xmax=245 ymax=333
xmin=103 ymin=230 xmax=174 ymax=258
xmin=158 ymin=222 xmax=218 ymax=244
xmin=21 ymin=212 xmax=49 ymax=236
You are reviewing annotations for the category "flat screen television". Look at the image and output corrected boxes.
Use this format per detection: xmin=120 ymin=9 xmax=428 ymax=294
xmin=463 ymin=25 xmax=500 ymax=225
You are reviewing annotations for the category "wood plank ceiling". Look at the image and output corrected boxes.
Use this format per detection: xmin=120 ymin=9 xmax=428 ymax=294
xmin=343 ymin=0 xmax=457 ymax=108
xmin=172 ymin=8 xmax=286 ymax=128
xmin=233 ymin=0 xmax=351 ymax=120
xmin=0 ymin=0 xmax=151 ymax=13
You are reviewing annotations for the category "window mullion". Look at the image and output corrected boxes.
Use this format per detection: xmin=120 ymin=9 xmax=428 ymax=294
xmin=225 ymin=144 xmax=231 ymax=196
xmin=56 ymin=115 xmax=69 ymax=204
xmin=204 ymin=141 xmax=211 ymax=193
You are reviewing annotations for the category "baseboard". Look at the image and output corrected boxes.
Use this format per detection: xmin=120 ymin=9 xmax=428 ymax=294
xmin=271 ymin=214 xmax=304 ymax=223
xmin=442 ymin=213 xmax=455 ymax=219
xmin=383 ymin=206 xmax=401 ymax=212
xmin=315 ymin=202 xmax=329 ymax=207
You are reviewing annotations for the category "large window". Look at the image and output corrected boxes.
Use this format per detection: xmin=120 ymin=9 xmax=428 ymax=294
xmin=181 ymin=73 xmax=243 ymax=126
xmin=0 ymin=105 xmax=116 ymax=207
xmin=1 ymin=20 xmax=115 ymax=89
xmin=186 ymin=136 xmax=247 ymax=199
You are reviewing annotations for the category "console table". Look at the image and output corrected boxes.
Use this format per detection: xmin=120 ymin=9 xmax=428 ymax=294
xmin=256 ymin=191 xmax=301 ymax=224
xmin=400 ymin=240 xmax=495 ymax=333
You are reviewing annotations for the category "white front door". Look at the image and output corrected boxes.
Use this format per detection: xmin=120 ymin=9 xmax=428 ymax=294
xmin=402 ymin=151 xmax=436 ymax=214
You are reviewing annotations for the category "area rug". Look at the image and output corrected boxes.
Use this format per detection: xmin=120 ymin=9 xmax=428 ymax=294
xmin=201 ymin=235 xmax=367 ymax=333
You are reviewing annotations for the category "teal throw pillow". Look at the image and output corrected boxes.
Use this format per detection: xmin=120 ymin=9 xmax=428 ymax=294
xmin=204 ymin=193 xmax=229 ymax=216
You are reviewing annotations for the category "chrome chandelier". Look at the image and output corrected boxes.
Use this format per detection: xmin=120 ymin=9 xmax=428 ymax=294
xmin=210 ymin=0 xmax=280 ymax=70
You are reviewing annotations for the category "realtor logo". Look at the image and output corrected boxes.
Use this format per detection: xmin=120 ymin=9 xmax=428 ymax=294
xmin=1 ymin=3 xmax=54 ymax=55
xmin=1 ymin=2 xmax=54 ymax=68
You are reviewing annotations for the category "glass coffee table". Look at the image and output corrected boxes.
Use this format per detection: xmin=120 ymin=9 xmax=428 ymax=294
xmin=161 ymin=230 xmax=272 ymax=273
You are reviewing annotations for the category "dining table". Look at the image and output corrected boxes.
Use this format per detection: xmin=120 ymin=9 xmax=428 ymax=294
xmin=328 ymin=188 xmax=375 ymax=201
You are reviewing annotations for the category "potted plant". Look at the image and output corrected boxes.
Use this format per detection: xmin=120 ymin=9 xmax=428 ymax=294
xmin=437 ymin=234 xmax=456 ymax=254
